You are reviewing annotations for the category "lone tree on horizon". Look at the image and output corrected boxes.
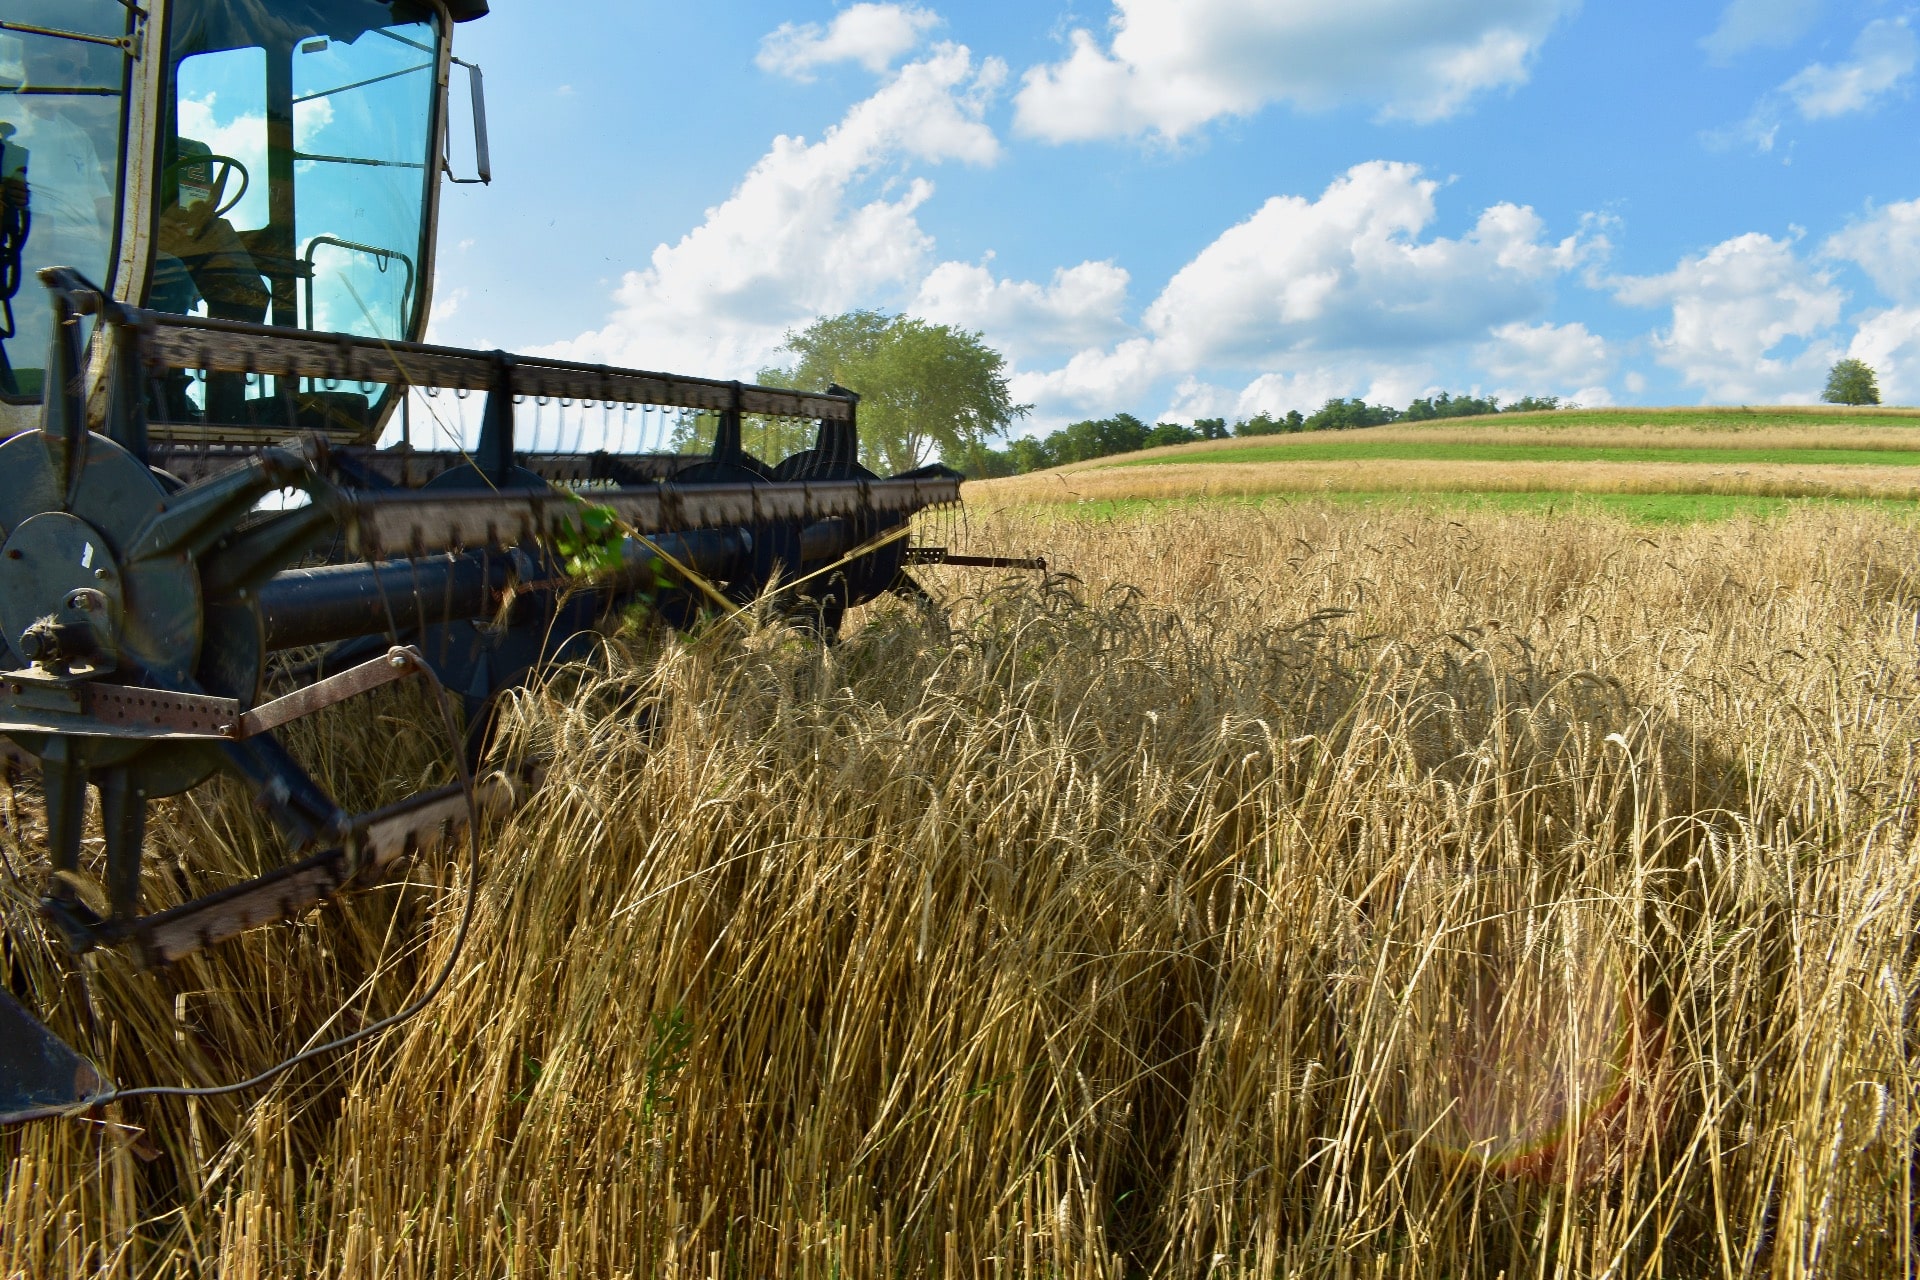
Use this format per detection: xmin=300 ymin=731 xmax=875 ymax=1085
xmin=760 ymin=311 xmax=1029 ymax=475
xmin=1822 ymin=358 xmax=1882 ymax=406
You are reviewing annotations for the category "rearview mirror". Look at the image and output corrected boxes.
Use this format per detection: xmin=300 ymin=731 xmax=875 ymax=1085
xmin=446 ymin=56 xmax=490 ymax=185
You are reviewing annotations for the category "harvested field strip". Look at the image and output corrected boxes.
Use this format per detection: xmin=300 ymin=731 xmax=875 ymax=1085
xmin=5 ymin=503 xmax=1920 ymax=1277
xmin=1099 ymin=441 xmax=1920 ymax=468
xmin=985 ymin=488 xmax=1920 ymax=525
xmin=978 ymin=457 xmax=1920 ymax=504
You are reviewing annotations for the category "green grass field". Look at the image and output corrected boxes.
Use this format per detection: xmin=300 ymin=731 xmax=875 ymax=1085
xmin=974 ymin=406 xmax=1920 ymax=521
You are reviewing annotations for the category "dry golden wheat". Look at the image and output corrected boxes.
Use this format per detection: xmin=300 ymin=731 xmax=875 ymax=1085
xmin=3 ymin=501 xmax=1918 ymax=1278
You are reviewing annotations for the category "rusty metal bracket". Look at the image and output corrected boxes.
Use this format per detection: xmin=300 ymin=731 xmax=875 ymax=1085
xmin=0 ymin=673 xmax=236 ymax=740
xmin=232 ymin=648 xmax=421 ymax=739
xmin=85 ymin=683 xmax=236 ymax=736
xmin=0 ymin=648 xmax=427 ymax=741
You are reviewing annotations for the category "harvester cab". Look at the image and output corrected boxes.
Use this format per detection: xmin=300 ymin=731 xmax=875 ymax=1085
xmin=0 ymin=1 xmax=1025 ymax=1125
xmin=0 ymin=0 xmax=481 ymax=428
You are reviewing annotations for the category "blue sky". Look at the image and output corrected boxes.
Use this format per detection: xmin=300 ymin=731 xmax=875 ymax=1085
xmin=425 ymin=0 xmax=1920 ymax=431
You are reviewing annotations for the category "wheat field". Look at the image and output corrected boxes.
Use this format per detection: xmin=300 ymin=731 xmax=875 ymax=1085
xmin=3 ymin=500 xmax=1919 ymax=1278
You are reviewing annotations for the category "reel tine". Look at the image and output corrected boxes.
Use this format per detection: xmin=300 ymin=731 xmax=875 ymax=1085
xmin=0 ymin=989 xmax=110 ymax=1125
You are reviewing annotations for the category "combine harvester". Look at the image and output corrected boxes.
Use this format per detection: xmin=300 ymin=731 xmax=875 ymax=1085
xmin=0 ymin=0 xmax=1019 ymax=1122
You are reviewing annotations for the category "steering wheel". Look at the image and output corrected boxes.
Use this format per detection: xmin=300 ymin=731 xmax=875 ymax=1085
xmin=162 ymin=153 xmax=250 ymax=220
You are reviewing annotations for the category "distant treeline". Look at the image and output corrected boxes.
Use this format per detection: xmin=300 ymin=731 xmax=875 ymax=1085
xmin=945 ymin=392 xmax=1565 ymax=478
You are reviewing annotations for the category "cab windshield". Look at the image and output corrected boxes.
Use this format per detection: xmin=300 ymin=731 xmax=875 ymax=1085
xmin=0 ymin=2 xmax=132 ymax=402
xmin=159 ymin=0 xmax=443 ymax=432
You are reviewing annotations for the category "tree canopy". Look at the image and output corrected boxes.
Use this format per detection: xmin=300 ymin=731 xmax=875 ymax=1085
xmin=947 ymin=391 xmax=1569 ymax=477
xmin=758 ymin=311 xmax=1028 ymax=475
xmin=1822 ymin=358 xmax=1881 ymax=406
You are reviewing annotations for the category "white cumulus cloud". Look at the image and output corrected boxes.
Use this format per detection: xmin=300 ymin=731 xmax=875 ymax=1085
xmin=175 ymin=94 xmax=332 ymax=230
xmin=1002 ymin=161 xmax=1598 ymax=423
xmin=1012 ymin=0 xmax=1577 ymax=142
xmin=1143 ymin=161 xmax=1592 ymax=368
xmin=1781 ymin=17 xmax=1917 ymax=119
xmin=757 ymin=4 xmax=943 ymax=80
xmin=544 ymin=45 xmax=1003 ymax=377
xmin=1182 ymin=364 xmax=1436 ymax=421
xmin=1476 ymin=320 xmax=1613 ymax=393
xmin=1612 ymin=232 xmax=1844 ymax=402
xmin=1158 ymin=370 xmax=1342 ymax=423
xmin=1701 ymin=0 xmax=1825 ymax=63
xmin=1705 ymin=19 xmax=1915 ymax=154
xmin=1825 ymin=198 xmax=1920 ymax=302
xmin=427 ymin=286 xmax=468 ymax=335
xmin=1009 ymin=338 xmax=1166 ymax=419
xmin=912 ymin=258 xmax=1132 ymax=358
xmin=1847 ymin=307 xmax=1920 ymax=403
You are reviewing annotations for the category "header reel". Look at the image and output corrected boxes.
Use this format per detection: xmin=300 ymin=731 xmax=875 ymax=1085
xmin=0 ymin=267 xmax=983 ymax=1122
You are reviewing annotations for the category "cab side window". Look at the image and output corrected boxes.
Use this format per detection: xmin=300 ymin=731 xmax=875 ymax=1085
xmin=0 ymin=2 xmax=131 ymax=401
